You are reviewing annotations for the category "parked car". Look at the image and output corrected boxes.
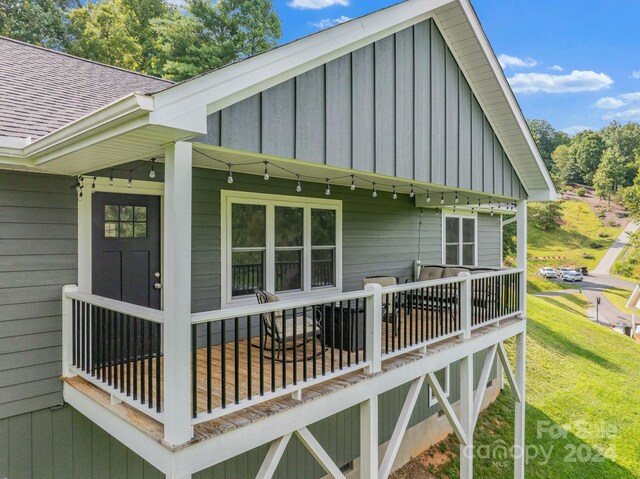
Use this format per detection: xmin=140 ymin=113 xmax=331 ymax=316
xmin=556 ymin=267 xmax=574 ymax=278
xmin=563 ymin=271 xmax=583 ymax=282
xmin=539 ymin=267 xmax=557 ymax=279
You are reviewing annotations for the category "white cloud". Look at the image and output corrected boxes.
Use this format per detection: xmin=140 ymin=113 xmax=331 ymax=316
xmin=288 ymin=0 xmax=348 ymax=10
xmin=603 ymin=109 xmax=640 ymax=121
xmin=507 ymin=70 xmax=613 ymax=94
xmin=563 ymin=125 xmax=591 ymax=136
xmin=549 ymin=65 xmax=564 ymax=72
xmin=595 ymin=97 xmax=625 ymax=109
xmin=310 ymin=15 xmax=351 ymax=28
xmin=620 ymin=92 xmax=640 ymax=103
xmin=497 ymin=54 xmax=538 ymax=69
xmin=632 ymin=71 xmax=640 ymax=79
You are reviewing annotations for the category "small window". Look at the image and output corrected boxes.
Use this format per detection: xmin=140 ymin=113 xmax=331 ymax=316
xmin=444 ymin=215 xmax=476 ymax=266
xmin=104 ymin=205 xmax=148 ymax=239
xmin=429 ymin=366 xmax=450 ymax=407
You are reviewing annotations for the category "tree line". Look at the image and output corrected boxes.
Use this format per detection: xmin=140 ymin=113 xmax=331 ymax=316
xmin=529 ymin=119 xmax=640 ymax=218
xmin=0 ymin=0 xmax=281 ymax=81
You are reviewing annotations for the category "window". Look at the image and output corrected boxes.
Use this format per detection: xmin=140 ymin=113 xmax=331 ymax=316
xmin=104 ymin=204 xmax=147 ymax=238
xmin=428 ymin=366 xmax=450 ymax=407
xmin=223 ymin=191 xmax=341 ymax=305
xmin=444 ymin=214 xmax=476 ymax=265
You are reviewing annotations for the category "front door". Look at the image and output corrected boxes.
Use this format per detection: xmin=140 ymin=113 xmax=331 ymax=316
xmin=92 ymin=193 xmax=161 ymax=309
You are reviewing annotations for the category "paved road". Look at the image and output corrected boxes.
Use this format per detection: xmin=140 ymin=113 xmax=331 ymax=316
xmin=535 ymin=222 xmax=639 ymax=327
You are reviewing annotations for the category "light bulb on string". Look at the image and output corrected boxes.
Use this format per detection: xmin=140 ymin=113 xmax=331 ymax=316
xmin=372 ymin=183 xmax=377 ymax=198
xmin=149 ymin=158 xmax=156 ymax=179
xmin=426 ymin=191 xmax=431 ymax=203
xmin=410 ymin=185 xmax=415 ymax=198
xmin=455 ymin=192 xmax=459 ymax=204
xmin=392 ymin=186 xmax=397 ymax=200
xmin=128 ymin=171 xmax=133 ymax=188
xmin=91 ymin=176 xmax=96 ymax=193
xmin=350 ymin=175 xmax=356 ymax=191
xmin=109 ymin=168 xmax=114 ymax=186
xmin=263 ymin=162 xmax=270 ymax=181
xmin=440 ymin=192 xmax=445 ymax=205
xmin=325 ymin=178 xmax=331 ymax=196
xmin=466 ymin=196 xmax=470 ymax=207
xmin=227 ymin=164 xmax=234 ymax=184
xmin=296 ymin=175 xmax=302 ymax=193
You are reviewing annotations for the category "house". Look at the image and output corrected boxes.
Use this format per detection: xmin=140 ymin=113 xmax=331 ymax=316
xmin=0 ymin=0 xmax=555 ymax=477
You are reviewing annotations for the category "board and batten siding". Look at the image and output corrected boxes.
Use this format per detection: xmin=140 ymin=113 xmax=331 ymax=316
xmin=197 ymin=19 xmax=527 ymax=200
xmin=477 ymin=213 xmax=503 ymax=267
xmin=0 ymin=171 xmax=77 ymax=419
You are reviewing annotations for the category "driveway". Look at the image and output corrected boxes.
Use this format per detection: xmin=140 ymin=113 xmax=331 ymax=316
xmin=534 ymin=222 xmax=638 ymax=327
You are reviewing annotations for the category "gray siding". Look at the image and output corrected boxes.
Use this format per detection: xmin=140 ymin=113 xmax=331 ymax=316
xmin=0 ymin=171 xmax=77 ymax=419
xmin=477 ymin=213 xmax=502 ymax=267
xmin=198 ymin=19 xmax=527 ymax=199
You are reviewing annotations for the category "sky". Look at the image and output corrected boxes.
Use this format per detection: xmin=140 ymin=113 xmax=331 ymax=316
xmin=272 ymin=0 xmax=640 ymax=136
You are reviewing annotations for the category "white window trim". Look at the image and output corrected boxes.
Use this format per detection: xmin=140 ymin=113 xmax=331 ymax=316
xmin=428 ymin=365 xmax=451 ymax=407
xmin=441 ymin=210 xmax=478 ymax=266
xmin=220 ymin=190 xmax=343 ymax=308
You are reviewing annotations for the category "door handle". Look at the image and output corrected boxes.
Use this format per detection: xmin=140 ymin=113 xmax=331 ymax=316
xmin=154 ymin=283 xmax=162 ymax=290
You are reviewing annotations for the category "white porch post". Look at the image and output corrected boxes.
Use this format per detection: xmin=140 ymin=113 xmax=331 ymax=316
xmin=364 ymin=283 xmax=382 ymax=374
xmin=459 ymin=354 xmax=473 ymax=479
xmin=514 ymin=198 xmax=527 ymax=478
xmin=163 ymin=141 xmax=193 ymax=446
xmin=458 ymin=272 xmax=472 ymax=339
xmin=359 ymin=396 xmax=378 ymax=479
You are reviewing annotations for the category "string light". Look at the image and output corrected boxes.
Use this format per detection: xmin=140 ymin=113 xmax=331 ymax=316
xmin=410 ymin=184 xmax=415 ymax=198
xmin=426 ymin=191 xmax=431 ymax=203
xmin=128 ymin=171 xmax=133 ymax=188
xmin=435 ymin=208 xmax=440 ymax=216
xmin=477 ymin=198 xmax=481 ymax=208
xmin=372 ymin=183 xmax=377 ymax=198
xmin=455 ymin=192 xmax=459 ymax=204
xmin=325 ymin=178 xmax=331 ymax=196
xmin=91 ymin=176 xmax=96 ymax=192
xmin=263 ymin=161 xmax=270 ymax=181
xmin=227 ymin=164 xmax=234 ymax=184
xmin=109 ymin=168 xmax=114 ymax=186
xmin=149 ymin=158 xmax=156 ymax=179
xmin=350 ymin=175 xmax=356 ymax=191
xmin=392 ymin=186 xmax=397 ymax=200
xmin=466 ymin=196 xmax=470 ymax=207
xmin=440 ymin=192 xmax=445 ymax=205
xmin=296 ymin=175 xmax=302 ymax=193
xmin=77 ymin=176 xmax=84 ymax=201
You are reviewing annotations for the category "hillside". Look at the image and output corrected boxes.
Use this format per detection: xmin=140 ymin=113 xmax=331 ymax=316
xmin=391 ymin=293 xmax=640 ymax=478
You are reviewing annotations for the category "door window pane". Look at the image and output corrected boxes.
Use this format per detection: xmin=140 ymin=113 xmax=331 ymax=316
xmin=105 ymin=205 xmax=119 ymax=221
xmin=312 ymin=209 xmax=336 ymax=246
xmin=120 ymin=222 xmax=133 ymax=238
xmin=134 ymin=223 xmax=147 ymax=238
xmin=120 ymin=206 xmax=133 ymax=221
xmin=446 ymin=245 xmax=459 ymax=265
xmin=445 ymin=217 xmax=459 ymax=243
xmin=312 ymin=249 xmax=335 ymax=287
xmin=275 ymin=250 xmax=302 ymax=292
xmin=134 ymin=206 xmax=147 ymax=222
xmin=232 ymin=204 xmax=265 ymax=248
xmin=105 ymin=222 xmax=118 ymax=238
xmin=232 ymin=251 xmax=264 ymax=296
xmin=275 ymin=207 xmax=303 ymax=247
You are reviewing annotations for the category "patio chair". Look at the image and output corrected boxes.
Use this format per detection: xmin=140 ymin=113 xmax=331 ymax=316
xmin=362 ymin=276 xmax=400 ymax=335
xmin=255 ymin=289 xmax=323 ymax=362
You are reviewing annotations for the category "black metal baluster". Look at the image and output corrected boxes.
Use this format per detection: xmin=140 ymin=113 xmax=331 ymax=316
xmin=206 ymin=322 xmax=212 ymax=412
xmin=338 ymin=302 xmax=344 ymax=370
xmin=132 ymin=317 xmax=138 ymax=400
xmin=192 ymin=324 xmax=198 ymax=418
xmin=140 ymin=319 xmax=146 ymax=404
xmin=303 ymin=306 xmax=308 ymax=381
xmin=234 ymin=317 xmax=240 ymax=404
xmin=312 ymin=305 xmax=318 ymax=379
xmin=384 ymin=291 xmax=389 ymax=355
xmin=95 ymin=306 xmax=101 ymax=379
xmin=292 ymin=308 xmax=298 ymax=385
xmin=346 ymin=300 xmax=352 ymax=368
xmin=125 ymin=315 xmax=131 ymax=396
xmin=361 ymin=299 xmax=367 ymax=363
xmin=281 ymin=310 xmax=286 ymax=388
xmin=107 ymin=310 xmax=112 ymax=386
xmin=147 ymin=319 xmax=153 ymax=407
xmin=330 ymin=302 xmax=336 ymax=373
xmin=270 ymin=312 xmax=276 ymax=392
xmin=155 ymin=322 xmax=161 ymax=413
xmin=246 ymin=315 xmax=252 ymax=401
xmin=221 ymin=319 xmax=227 ymax=408
xmin=321 ymin=304 xmax=326 ymax=376
xmin=354 ymin=299 xmax=359 ymax=365
xmin=120 ymin=314 xmax=126 ymax=393
xmin=258 ymin=315 xmax=265 ymax=397
xmin=72 ymin=300 xmax=77 ymax=367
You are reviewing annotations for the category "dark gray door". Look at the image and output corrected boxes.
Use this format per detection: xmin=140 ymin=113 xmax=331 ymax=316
xmin=92 ymin=193 xmax=161 ymax=309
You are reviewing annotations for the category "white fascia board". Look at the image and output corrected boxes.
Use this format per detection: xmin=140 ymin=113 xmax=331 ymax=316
xmin=453 ymin=0 xmax=557 ymax=200
xmin=527 ymin=188 xmax=558 ymax=202
xmin=148 ymin=0 xmax=452 ymax=133
xmin=0 ymin=93 xmax=154 ymax=168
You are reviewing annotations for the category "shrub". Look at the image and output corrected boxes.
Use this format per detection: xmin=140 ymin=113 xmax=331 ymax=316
xmin=529 ymin=202 xmax=563 ymax=230
xmin=598 ymin=233 xmax=610 ymax=238
xmin=589 ymin=242 xmax=604 ymax=249
xmin=606 ymin=220 xmax=619 ymax=227
xmin=576 ymin=187 xmax=586 ymax=197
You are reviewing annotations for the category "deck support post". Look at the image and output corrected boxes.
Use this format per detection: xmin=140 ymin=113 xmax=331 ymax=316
xmin=163 ymin=141 xmax=194 ymax=446
xmin=514 ymin=330 xmax=527 ymax=479
xmin=359 ymin=396 xmax=378 ymax=479
xmin=459 ymin=354 xmax=474 ymax=479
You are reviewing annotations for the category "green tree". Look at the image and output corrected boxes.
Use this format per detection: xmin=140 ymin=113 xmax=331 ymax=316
xmin=0 ymin=0 xmax=73 ymax=50
xmin=572 ymin=131 xmax=605 ymax=184
xmin=600 ymin=121 xmax=640 ymax=186
xmin=67 ymin=0 xmax=169 ymax=74
xmin=550 ymin=144 xmax=579 ymax=187
xmin=593 ymin=148 xmax=626 ymax=206
xmin=529 ymin=202 xmax=563 ymax=230
xmin=154 ymin=0 xmax=281 ymax=81
xmin=527 ymin=119 xmax=570 ymax=171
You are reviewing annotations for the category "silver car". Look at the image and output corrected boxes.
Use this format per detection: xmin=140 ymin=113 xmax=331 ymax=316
xmin=539 ymin=267 xmax=557 ymax=279
xmin=556 ymin=267 xmax=573 ymax=278
xmin=563 ymin=271 xmax=583 ymax=282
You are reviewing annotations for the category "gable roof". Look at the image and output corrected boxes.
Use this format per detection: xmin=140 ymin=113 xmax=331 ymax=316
xmin=0 ymin=36 xmax=172 ymax=139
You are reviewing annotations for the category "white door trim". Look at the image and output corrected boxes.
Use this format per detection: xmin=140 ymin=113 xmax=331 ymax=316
xmin=78 ymin=177 xmax=165 ymax=299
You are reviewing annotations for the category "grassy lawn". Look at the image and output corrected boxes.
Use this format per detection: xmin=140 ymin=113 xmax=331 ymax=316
xmin=603 ymin=287 xmax=635 ymax=315
xmin=612 ymin=241 xmax=640 ymax=283
xmin=526 ymin=200 xmax=623 ymax=294
xmin=391 ymin=294 xmax=640 ymax=478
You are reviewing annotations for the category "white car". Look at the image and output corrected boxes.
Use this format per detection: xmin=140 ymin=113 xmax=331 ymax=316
xmin=563 ymin=271 xmax=583 ymax=282
xmin=556 ymin=267 xmax=574 ymax=278
xmin=539 ymin=267 xmax=557 ymax=279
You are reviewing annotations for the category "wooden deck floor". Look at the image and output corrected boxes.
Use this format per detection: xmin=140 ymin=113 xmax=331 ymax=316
xmin=64 ymin=314 xmax=515 ymax=450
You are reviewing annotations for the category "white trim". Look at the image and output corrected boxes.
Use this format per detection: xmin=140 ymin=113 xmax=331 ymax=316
xmin=295 ymin=427 xmax=347 ymax=479
xmin=428 ymin=364 xmax=450 ymax=407
xmin=426 ymin=370 xmax=467 ymax=445
xmin=441 ymin=211 xmax=478 ymax=266
xmin=256 ymin=434 xmax=292 ymax=479
xmin=220 ymin=190 xmax=342 ymax=308
xmin=78 ymin=177 xmax=164 ymax=295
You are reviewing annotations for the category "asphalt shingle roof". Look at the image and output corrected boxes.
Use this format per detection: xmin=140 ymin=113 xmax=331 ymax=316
xmin=0 ymin=37 xmax=173 ymax=139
